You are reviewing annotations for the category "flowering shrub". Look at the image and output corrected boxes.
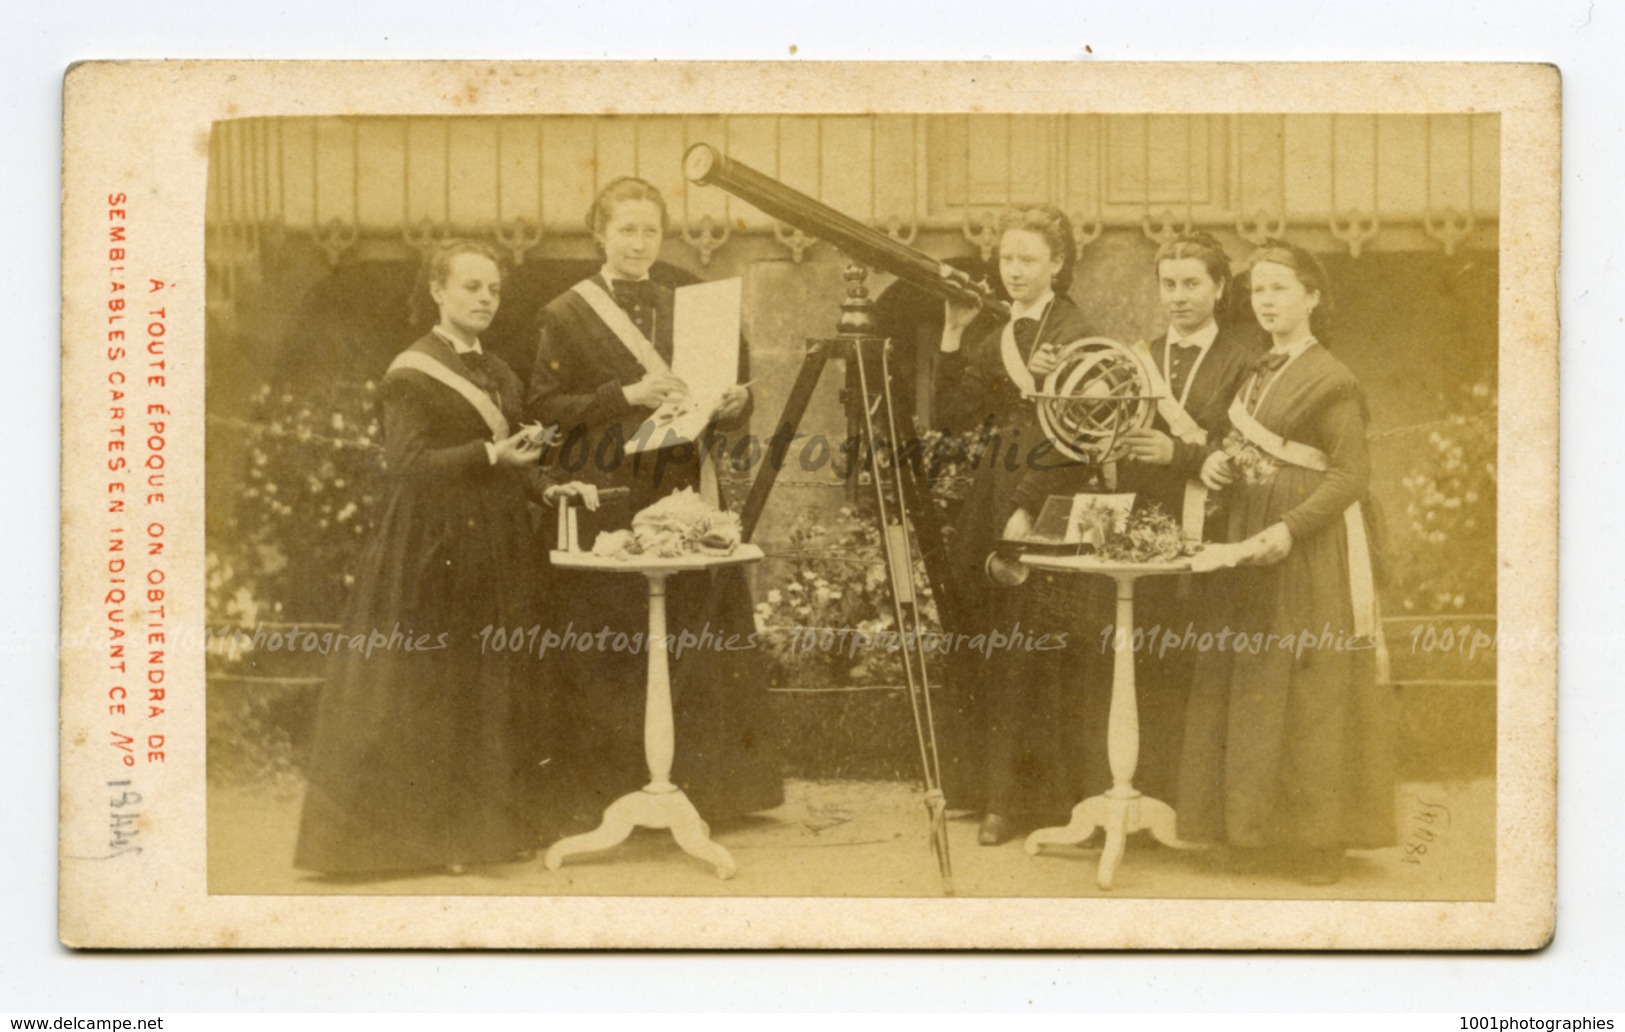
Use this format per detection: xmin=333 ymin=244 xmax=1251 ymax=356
xmin=1394 ymin=381 xmax=1497 ymax=613
xmin=207 ymin=380 xmax=388 ymax=628
xmin=753 ymin=505 xmax=945 ymax=690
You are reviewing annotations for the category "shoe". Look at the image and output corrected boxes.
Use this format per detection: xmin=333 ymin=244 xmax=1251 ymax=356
xmin=977 ymin=813 xmax=1012 ymax=846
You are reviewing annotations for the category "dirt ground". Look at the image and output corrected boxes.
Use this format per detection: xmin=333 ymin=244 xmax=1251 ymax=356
xmin=209 ymin=776 xmax=1494 ymax=901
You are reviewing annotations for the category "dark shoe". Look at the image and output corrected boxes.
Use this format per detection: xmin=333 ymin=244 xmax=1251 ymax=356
xmin=977 ymin=813 xmax=1012 ymax=846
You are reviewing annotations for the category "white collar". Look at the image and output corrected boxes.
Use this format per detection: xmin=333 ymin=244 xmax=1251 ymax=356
xmin=1269 ymin=336 xmax=1319 ymax=361
xmin=431 ymin=327 xmax=483 ymax=356
xmin=1166 ymin=319 xmax=1219 ymax=353
xmin=1010 ymin=290 xmax=1055 ymax=323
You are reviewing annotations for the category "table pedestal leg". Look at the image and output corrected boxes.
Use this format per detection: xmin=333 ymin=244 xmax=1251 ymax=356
xmin=544 ymin=572 xmax=737 ymax=880
xmin=1024 ymin=572 xmax=1193 ymax=890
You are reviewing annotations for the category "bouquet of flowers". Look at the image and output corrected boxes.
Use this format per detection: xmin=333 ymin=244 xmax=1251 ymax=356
xmin=591 ymin=488 xmax=742 ymax=560
xmin=1219 ymin=429 xmax=1280 ymax=486
xmin=1099 ymin=506 xmax=1188 ymax=564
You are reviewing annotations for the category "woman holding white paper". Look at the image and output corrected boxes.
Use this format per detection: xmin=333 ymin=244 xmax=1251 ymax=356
xmin=526 ymin=176 xmax=782 ymax=826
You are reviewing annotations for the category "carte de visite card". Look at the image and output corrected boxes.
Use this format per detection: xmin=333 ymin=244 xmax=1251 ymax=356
xmin=59 ymin=60 xmax=1557 ymax=949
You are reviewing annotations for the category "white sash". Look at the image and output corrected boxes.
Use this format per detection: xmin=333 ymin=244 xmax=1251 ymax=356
xmin=1131 ymin=339 xmax=1210 ymax=543
xmin=1226 ymin=395 xmax=1378 ymax=637
xmin=572 ymin=278 xmax=720 ymax=508
xmin=571 ymin=279 xmax=673 ymax=376
xmin=387 ymin=349 xmax=510 ymax=442
xmin=999 ymin=318 xmax=1040 ymax=400
xmin=1131 ymin=339 xmax=1207 ymax=446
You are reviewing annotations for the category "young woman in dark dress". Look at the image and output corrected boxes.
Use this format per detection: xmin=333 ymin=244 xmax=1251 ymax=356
xmin=1178 ymin=240 xmax=1395 ymax=885
xmin=1095 ymin=234 xmax=1262 ymax=804
xmin=295 ymin=241 xmax=596 ymax=876
xmin=526 ymin=177 xmax=783 ymax=825
xmin=981 ymin=233 xmax=1258 ymax=842
xmin=928 ymin=206 xmax=1092 ymax=842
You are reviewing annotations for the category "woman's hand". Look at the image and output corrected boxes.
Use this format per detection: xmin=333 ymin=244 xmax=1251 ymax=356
xmin=623 ymin=372 xmax=688 ymax=409
xmin=712 ymin=384 xmax=750 ymax=422
xmin=1246 ymin=522 xmax=1293 ymax=565
xmin=943 ymin=298 xmax=980 ymax=336
xmin=1027 ymin=341 xmax=1061 ymax=378
xmin=1200 ymin=450 xmax=1237 ymax=491
xmin=544 ymin=481 xmax=601 ymax=511
xmin=1123 ymin=427 xmax=1175 ymax=465
xmin=490 ymin=426 xmax=546 ymax=469
xmin=1002 ymin=508 xmax=1034 ymax=541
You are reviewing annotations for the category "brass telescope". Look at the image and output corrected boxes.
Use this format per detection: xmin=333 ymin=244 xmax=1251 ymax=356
xmin=682 ymin=142 xmax=1009 ymax=320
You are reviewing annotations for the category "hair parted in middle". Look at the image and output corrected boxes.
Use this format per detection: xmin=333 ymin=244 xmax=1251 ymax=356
xmin=1154 ymin=230 xmax=1235 ymax=321
xmin=1245 ymin=237 xmax=1334 ymax=333
xmin=586 ymin=176 xmax=671 ymax=239
xmin=997 ymin=205 xmax=1079 ymax=295
xmin=409 ymin=238 xmax=505 ymax=328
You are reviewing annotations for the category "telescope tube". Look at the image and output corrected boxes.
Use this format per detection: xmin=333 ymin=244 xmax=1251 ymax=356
xmin=683 ymin=143 xmax=1008 ymax=319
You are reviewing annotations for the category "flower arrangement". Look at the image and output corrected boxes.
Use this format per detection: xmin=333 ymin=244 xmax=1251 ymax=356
xmin=1219 ymin=428 xmax=1280 ymax=486
xmin=1099 ymin=506 xmax=1188 ymax=564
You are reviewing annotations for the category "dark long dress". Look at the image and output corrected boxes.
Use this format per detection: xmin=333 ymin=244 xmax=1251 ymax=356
xmin=527 ymin=274 xmax=783 ymax=822
xmin=930 ymin=295 xmax=1092 ymax=811
xmin=295 ymin=333 xmax=550 ymax=874
xmin=1177 ymin=343 xmax=1396 ymax=849
xmin=988 ymin=324 xmax=1260 ymax=814
xmin=1106 ymin=326 xmax=1259 ymax=802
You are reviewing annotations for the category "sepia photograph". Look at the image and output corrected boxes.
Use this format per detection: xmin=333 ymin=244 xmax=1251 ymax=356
xmin=58 ymin=61 xmax=1558 ymax=949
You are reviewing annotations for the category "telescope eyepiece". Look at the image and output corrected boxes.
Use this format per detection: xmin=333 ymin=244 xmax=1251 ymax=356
xmin=683 ymin=143 xmax=721 ymax=185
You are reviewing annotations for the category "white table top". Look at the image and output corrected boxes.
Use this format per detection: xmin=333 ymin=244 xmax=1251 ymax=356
xmin=550 ymin=542 xmax=764 ymax=574
xmin=1019 ymin=552 xmax=1194 ymax=577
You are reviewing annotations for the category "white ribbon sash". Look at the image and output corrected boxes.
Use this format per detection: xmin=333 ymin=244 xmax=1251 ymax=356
xmin=387 ymin=349 xmax=510 ymax=441
xmin=1131 ymin=339 xmax=1207 ymax=446
xmin=1225 ymin=396 xmax=1377 ymax=637
xmin=571 ymin=279 xmax=673 ymax=376
xmin=1131 ymin=339 xmax=1210 ymax=543
xmin=572 ymin=278 xmax=720 ymax=507
xmin=998 ymin=318 xmax=1040 ymax=400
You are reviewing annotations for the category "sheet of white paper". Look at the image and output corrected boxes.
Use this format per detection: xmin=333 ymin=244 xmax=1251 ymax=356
xmin=626 ymin=278 xmax=742 ymax=454
xmin=672 ymin=277 xmax=742 ymax=404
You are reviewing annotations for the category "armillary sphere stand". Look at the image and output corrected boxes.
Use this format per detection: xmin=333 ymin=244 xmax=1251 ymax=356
xmin=737 ymin=266 xmax=957 ymax=895
xmin=544 ymin=545 xmax=765 ymax=880
xmin=1018 ymin=554 xmax=1201 ymax=890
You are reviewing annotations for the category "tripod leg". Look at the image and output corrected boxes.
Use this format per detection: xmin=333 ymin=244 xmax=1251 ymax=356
xmin=739 ymin=340 xmax=832 ymax=542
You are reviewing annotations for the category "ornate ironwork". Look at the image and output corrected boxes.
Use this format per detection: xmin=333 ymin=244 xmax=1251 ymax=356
xmin=1330 ymin=210 xmax=1381 ymax=258
xmin=680 ymin=213 xmax=732 ymax=267
xmin=875 ymin=214 xmax=917 ymax=247
xmin=961 ymin=208 xmax=1002 ymax=263
xmin=1236 ymin=208 xmax=1288 ymax=247
xmin=402 ymin=217 xmax=450 ymax=258
xmin=315 ymin=217 xmax=358 ymax=268
xmin=1425 ymin=206 xmax=1475 ymax=257
xmin=493 ymin=216 xmax=544 ymax=266
xmin=1141 ymin=208 xmax=1192 ymax=248
xmin=1071 ymin=212 xmax=1104 ymax=251
xmin=772 ymin=219 xmax=817 ymax=263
